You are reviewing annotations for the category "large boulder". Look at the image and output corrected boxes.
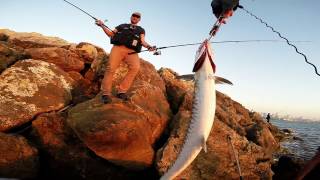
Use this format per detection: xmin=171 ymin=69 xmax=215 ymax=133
xmin=0 ymin=59 xmax=75 ymax=132
xmin=0 ymin=132 xmax=39 ymax=179
xmin=68 ymin=42 xmax=99 ymax=64
xmin=0 ymin=29 xmax=70 ymax=49
xmin=67 ymin=60 xmax=171 ymax=170
xmin=0 ymin=41 xmax=30 ymax=72
xmin=25 ymin=47 xmax=85 ymax=72
xmin=30 ymin=112 xmax=146 ymax=180
xmin=245 ymin=114 xmax=279 ymax=155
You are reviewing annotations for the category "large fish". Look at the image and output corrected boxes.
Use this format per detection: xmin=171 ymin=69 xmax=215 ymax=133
xmin=160 ymin=40 xmax=219 ymax=180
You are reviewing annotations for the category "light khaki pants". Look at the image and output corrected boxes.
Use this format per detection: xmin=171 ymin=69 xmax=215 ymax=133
xmin=101 ymin=45 xmax=140 ymax=95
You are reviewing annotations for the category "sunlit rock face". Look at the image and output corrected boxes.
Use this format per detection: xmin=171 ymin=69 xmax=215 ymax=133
xmin=0 ymin=59 xmax=74 ymax=132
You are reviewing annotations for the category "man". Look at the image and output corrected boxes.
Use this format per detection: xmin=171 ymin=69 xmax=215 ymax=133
xmin=95 ymin=12 xmax=156 ymax=104
xmin=211 ymin=0 xmax=240 ymax=23
xmin=266 ymin=113 xmax=271 ymax=123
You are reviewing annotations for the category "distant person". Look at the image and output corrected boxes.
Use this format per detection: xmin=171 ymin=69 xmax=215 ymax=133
xmin=95 ymin=12 xmax=156 ymax=104
xmin=266 ymin=113 xmax=271 ymax=123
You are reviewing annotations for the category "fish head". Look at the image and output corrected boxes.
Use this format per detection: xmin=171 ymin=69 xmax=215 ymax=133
xmin=192 ymin=40 xmax=216 ymax=73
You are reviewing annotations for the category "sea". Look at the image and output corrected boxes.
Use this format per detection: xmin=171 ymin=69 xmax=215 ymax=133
xmin=271 ymin=119 xmax=320 ymax=161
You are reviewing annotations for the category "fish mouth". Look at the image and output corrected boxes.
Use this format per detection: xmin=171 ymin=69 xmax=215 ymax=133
xmin=192 ymin=40 xmax=216 ymax=73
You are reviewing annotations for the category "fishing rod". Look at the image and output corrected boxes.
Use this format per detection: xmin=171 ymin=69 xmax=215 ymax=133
xmin=238 ymin=6 xmax=320 ymax=77
xmin=130 ymin=39 xmax=310 ymax=55
xmin=63 ymin=0 xmax=113 ymax=31
xmin=208 ymin=15 xmax=225 ymax=41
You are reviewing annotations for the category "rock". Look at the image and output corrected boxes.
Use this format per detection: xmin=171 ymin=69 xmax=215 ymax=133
xmin=68 ymin=100 xmax=155 ymax=170
xmin=0 ymin=29 xmax=70 ymax=49
xmin=282 ymin=128 xmax=293 ymax=134
xmin=272 ymin=155 xmax=303 ymax=180
xmin=30 ymin=112 xmax=144 ymax=180
xmin=0 ymin=59 xmax=75 ymax=132
xmin=267 ymin=123 xmax=288 ymax=142
xmin=0 ymin=33 xmax=9 ymax=41
xmin=67 ymin=92 xmax=170 ymax=169
xmin=89 ymin=50 xmax=108 ymax=77
xmin=215 ymin=92 xmax=249 ymax=136
xmin=245 ymin=121 xmax=279 ymax=155
xmin=217 ymin=95 xmax=279 ymax=155
xmin=132 ymin=59 xmax=166 ymax=92
xmin=25 ymin=47 xmax=85 ymax=72
xmin=158 ymin=68 xmax=194 ymax=113
xmin=0 ymin=42 xmax=30 ymax=72
xmin=67 ymin=60 xmax=170 ymax=170
xmin=293 ymin=136 xmax=303 ymax=141
xmin=0 ymin=132 xmax=39 ymax=179
xmin=72 ymin=42 xmax=99 ymax=64
xmin=68 ymin=71 xmax=95 ymax=103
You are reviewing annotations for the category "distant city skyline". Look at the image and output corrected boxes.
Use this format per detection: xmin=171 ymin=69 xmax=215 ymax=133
xmin=260 ymin=112 xmax=319 ymax=122
xmin=1 ymin=0 xmax=319 ymax=120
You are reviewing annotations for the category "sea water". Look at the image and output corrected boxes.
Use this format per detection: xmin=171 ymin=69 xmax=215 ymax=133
xmin=271 ymin=119 xmax=320 ymax=161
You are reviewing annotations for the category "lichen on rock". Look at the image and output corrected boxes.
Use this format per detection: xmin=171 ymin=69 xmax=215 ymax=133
xmin=0 ymin=59 xmax=75 ymax=132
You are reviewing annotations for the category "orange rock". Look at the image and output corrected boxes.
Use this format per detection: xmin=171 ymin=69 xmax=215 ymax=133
xmin=0 ymin=59 xmax=75 ymax=132
xmin=0 ymin=132 xmax=39 ymax=179
xmin=26 ymin=47 xmax=84 ymax=72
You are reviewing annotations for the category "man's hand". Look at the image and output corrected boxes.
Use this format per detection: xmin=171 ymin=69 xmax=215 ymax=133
xmin=147 ymin=45 xmax=157 ymax=51
xmin=95 ymin=19 xmax=105 ymax=27
xmin=219 ymin=10 xmax=233 ymax=24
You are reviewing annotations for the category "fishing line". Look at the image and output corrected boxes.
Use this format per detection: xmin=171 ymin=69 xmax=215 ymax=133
xmin=239 ymin=6 xmax=320 ymax=77
xmin=132 ymin=39 xmax=310 ymax=55
xmin=227 ymin=135 xmax=243 ymax=180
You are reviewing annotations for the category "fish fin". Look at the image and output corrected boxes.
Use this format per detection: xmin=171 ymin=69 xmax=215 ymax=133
xmin=202 ymin=137 xmax=207 ymax=153
xmin=215 ymin=76 xmax=233 ymax=85
xmin=177 ymin=74 xmax=194 ymax=81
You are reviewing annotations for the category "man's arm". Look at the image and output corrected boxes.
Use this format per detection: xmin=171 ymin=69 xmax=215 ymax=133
xmin=95 ymin=20 xmax=116 ymax=37
xmin=140 ymin=34 xmax=156 ymax=51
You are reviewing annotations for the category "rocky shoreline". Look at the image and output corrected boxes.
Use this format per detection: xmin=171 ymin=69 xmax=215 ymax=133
xmin=0 ymin=29 xmax=313 ymax=179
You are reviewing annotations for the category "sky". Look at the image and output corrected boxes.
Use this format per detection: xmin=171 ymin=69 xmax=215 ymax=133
xmin=1 ymin=0 xmax=319 ymax=120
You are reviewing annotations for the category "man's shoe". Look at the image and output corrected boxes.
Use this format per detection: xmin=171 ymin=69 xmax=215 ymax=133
xmin=101 ymin=95 xmax=112 ymax=104
xmin=116 ymin=93 xmax=129 ymax=101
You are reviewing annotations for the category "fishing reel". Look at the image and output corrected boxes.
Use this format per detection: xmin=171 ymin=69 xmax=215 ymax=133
xmin=153 ymin=49 xmax=161 ymax=55
xmin=149 ymin=46 xmax=161 ymax=55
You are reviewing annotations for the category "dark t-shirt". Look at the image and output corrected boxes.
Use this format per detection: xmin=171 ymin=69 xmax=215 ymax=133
xmin=115 ymin=23 xmax=145 ymax=35
xmin=111 ymin=23 xmax=145 ymax=52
